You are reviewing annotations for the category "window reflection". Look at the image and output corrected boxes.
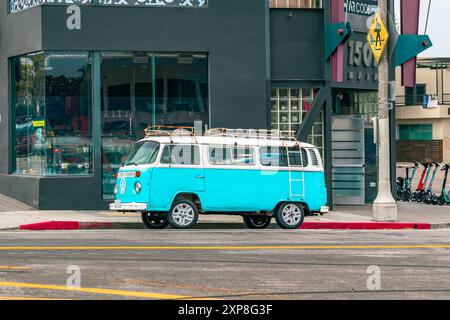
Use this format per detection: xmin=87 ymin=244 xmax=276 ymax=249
xmin=101 ymin=52 xmax=153 ymax=198
xmin=155 ymin=53 xmax=208 ymax=126
xmin=100 ymin=52 xmax=208 ymax=199
xmin=13 ymin=52 xmax=92 ymax=175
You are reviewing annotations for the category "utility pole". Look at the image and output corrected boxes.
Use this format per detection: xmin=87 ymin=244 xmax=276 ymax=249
xmin=373 ymin=0 xmax=398 ymax=222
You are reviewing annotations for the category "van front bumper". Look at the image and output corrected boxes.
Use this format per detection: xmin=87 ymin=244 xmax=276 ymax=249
xmin=109 ymin=201 xmax=147 ymax=212
xmin=320 ymin=206 xmax=329 ymax=214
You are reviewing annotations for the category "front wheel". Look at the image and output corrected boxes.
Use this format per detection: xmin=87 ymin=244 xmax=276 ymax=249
xmin=275 ymin=203 xmax=305 ymax=229
xmin=167 ymin=200 xmax=199 ymax=229
xmin=141 ymin=212 xmax=169 ymax=229
xmin=242 ymin=215 xmax=272 ymax=229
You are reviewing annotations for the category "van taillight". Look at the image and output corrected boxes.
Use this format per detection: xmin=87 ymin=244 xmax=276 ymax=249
xmin=135 ymin=171 xmax=141 ymax=177
xmin=115 ymin=173 xmax=118 ymax=179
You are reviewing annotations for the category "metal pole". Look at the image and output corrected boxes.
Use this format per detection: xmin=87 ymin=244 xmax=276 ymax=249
xmin=373 ymin=0 xmax=398 ymax=222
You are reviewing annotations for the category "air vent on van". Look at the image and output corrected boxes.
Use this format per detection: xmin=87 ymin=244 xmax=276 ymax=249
xmin=309 ymin=149 xmax=319 ymax=166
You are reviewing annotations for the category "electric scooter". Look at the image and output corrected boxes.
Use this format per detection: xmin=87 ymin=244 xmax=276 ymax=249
xmin=412 ymin=162 xmax=431 ymax=202
xmin=437 ymin=163 xmax=450 ymax=206
xmin=423 ymin=162 xmax=440 ymax=205
xmin=397 ymin=162 xmax=418 ymax=202
xmin=396 ymin=165 xmax=406 ymax=201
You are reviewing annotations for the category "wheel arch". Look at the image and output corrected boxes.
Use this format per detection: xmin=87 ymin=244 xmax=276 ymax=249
xmin=274 ymin=201 xmax=310 ymax=215
xmin=172 ymin=192 xmax=203 ymax=212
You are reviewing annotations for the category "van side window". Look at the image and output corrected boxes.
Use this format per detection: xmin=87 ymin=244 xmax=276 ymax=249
xmin=208 ymin=146 xmax=255 ymax=166
xmin=160 ymin=145 xmax=200 ymax=165
xmin=260 ymin=147 xmax=309 ymax=167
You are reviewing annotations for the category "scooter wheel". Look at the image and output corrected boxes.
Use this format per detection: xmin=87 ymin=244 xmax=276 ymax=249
xmin=403 ymin=190 xmax=412 ymax=202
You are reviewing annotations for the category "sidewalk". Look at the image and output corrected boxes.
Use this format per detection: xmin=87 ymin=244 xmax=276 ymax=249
xmin=0 ymin=202 xmax=449 ymax=231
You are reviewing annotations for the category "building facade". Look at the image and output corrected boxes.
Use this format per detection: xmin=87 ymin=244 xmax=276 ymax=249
xmin=0 ymin=0 xmax=388 ymax=209
xmin=396 ymin=58 xmax=450 ymax=163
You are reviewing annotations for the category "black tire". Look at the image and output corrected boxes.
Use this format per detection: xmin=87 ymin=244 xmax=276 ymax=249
xmin=416 ymin=191 xmax=424 ymax=203
xmin=402 ymin=189 xmax=412 ymax=202
xmin=275 ymin=202 xmax=305 ymax=229
xmin=167 ymin=199 xmax=199 ymax=229
xmin=242 ymin=215 xmax=272 ymax=229
xmin=423 ymin=193 xmax=433 ymax=205
xmin=141 ymin=212 xmax=169 ymax=229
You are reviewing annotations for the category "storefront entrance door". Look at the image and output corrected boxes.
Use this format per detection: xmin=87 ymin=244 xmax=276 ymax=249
xmin=332 ymin=116 xmax=365 ymax=205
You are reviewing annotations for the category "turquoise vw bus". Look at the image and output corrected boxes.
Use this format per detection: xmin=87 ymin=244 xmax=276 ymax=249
xmin=110 ymin=128 xmax=328 ymax=230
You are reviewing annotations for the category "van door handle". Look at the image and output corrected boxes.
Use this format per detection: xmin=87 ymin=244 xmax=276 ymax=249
xmin=196 ymin=175 xmax=205 ymax=179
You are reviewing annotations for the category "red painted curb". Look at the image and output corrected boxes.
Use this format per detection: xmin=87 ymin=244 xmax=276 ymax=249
xmin=79 ymin=222 xmax=114 ymax=230
xmin=300 ymin=222 xmax=431 ymax=230
xmin=19 ymin=221 xmax=115 ymax=231
xmin=20 ymin=221 xmax=80 ymax=231
xmin=18 ymin=221 xmax=432 ymax=231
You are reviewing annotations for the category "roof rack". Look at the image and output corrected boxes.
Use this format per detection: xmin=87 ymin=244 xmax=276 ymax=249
xmin=144 ymin=126 xmax=196 ymax=138
xmin=204 ymin=128 xmax=297 ymax=141
xmin=144 ymin=126 xmax=299 ymax=143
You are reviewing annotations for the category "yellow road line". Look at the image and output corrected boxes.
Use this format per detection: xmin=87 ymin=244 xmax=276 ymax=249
xmin=0 ymin=296 xmax=73 ymax=300
xmin=0 ymin=244 xmax=449 ymax=251
xmin=0 ymin=281 xmax=214 ymax=300
xmin=0 ymin=265 xmax=29 ymax=270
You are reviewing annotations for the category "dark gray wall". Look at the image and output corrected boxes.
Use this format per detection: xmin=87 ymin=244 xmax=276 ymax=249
xmin=39 ymin=1 xmax=269 ymax=129
xmin=0 ymin=0 xmax=270 ymax=209
xmin=270 ymin=9 xmax=324 ymax=82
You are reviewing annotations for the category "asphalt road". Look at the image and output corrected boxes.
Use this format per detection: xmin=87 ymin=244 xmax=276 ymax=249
xmin=1 ymin=229 xmax=450 ymax=300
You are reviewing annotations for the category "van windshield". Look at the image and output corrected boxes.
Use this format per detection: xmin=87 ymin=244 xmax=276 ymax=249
xmin=125 ymin=141 xmax=160 ymax=165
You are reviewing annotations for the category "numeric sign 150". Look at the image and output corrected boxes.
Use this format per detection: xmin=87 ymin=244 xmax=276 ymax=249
xmin=348 ymin=40 xmax=378 ymax=68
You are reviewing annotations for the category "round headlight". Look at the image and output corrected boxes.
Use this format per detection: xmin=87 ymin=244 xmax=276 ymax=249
xmin=134 ymin=182 xmax=142 ymax=194
xmin=113 ymin=184 xmax=118 ymax=195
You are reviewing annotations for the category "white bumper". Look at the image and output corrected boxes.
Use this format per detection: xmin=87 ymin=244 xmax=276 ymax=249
xmin=320 ymin=206 xmax=329 ymax=214
xmin=109 ymin=201 xmax=147 ymax=211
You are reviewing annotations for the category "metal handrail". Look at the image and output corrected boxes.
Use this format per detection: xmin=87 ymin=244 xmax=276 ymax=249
xmin=396 ymin=94 xmax=450 ymax=106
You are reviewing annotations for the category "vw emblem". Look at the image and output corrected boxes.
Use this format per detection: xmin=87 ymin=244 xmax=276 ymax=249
xmin=119 ymin=179 xmax=127 ymax=195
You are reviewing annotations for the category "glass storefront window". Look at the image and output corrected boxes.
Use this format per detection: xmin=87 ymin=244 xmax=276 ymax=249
xmin=12 ymin=52 xmax=92 ymax=175
xmin=101 ymin=52 xmax=208 ymax=199
xmin=155 ymin=53 xmax=208 ymax=127
xmin=398 ymin=124 xmax=433 ymax=141
xmin=271 ymin=88 xmax=324 ymax=157
xmin=337 ymin=91 xmax=378 ymax=120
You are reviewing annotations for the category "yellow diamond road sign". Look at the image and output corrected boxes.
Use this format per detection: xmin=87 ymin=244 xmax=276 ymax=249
xmin=367 ymin=11 xmax=389 ymax=63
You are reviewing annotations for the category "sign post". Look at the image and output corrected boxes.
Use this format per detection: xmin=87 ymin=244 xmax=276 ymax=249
xmin=370 ymin=3 xmax=398 ymax=222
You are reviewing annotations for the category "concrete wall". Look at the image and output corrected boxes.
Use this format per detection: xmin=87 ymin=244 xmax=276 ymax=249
xmin=396 ymin=62 xmax=450 ymax=102
xmin=395 ymin=59 xmax=450 ymax=163
xmin=396 ymin=116 xmax=450 ymax=162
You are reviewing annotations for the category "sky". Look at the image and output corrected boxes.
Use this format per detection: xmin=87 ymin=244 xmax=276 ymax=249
xmin=394 ymin=0 xmax=450 ymax=57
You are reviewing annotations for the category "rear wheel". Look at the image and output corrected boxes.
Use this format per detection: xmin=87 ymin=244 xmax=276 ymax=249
xmin=167 ymin=200 xmax=199 ymax=229
xmin=242 ymin=215 xmax=272 ymax=229
xmin=402 ymin=189 xmax=412 ymax=202
xmin=141 ymin=212 xmax=169 ymax=229
xmin=275 ymin=203 xmax=305 ymax=229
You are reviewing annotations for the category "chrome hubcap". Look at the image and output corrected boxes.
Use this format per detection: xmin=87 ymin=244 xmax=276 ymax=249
xmin=281 ymin=204 xmax=302 ymax=226
xmin=172 ymin=204 xmax=195 ymax=226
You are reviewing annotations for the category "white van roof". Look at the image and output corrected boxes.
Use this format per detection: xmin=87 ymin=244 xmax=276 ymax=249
xmin=139 ymin=135 xmax=317 ymax=149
